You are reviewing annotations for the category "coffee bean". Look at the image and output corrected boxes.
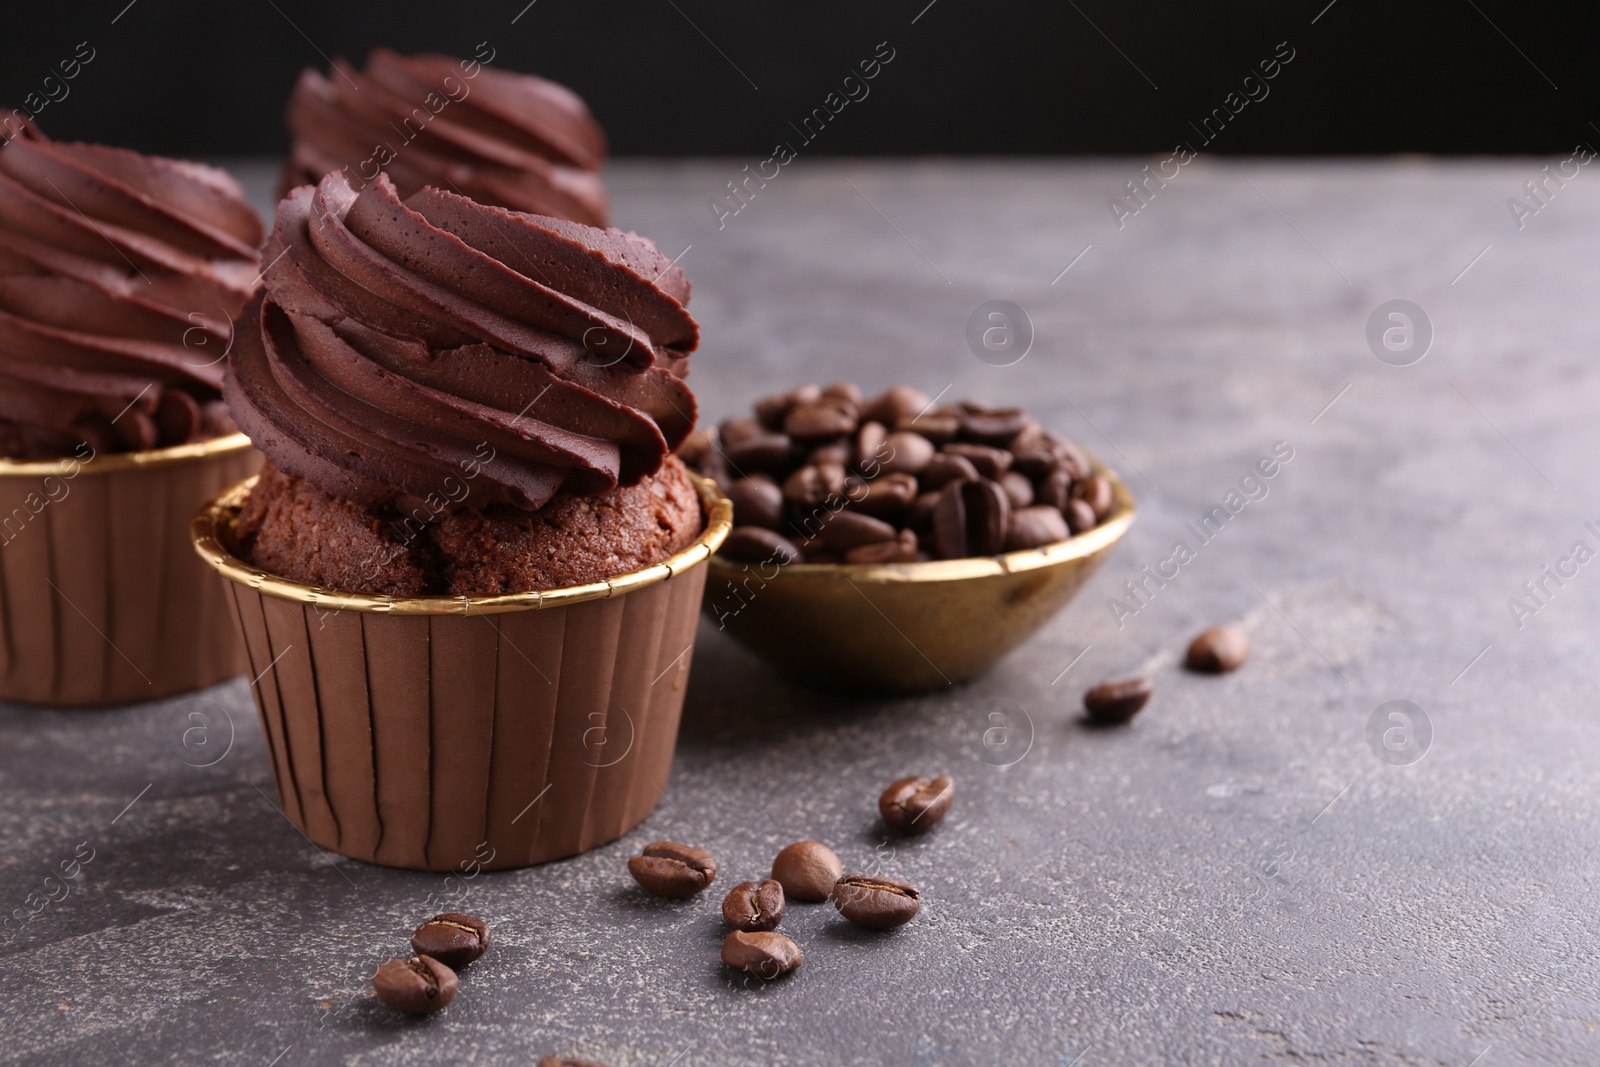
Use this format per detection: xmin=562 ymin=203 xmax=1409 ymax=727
xmin=793 ymin=535 xmax=829 ymax=561
xmin=879 ymin=774 xmax=954 ymax=834
xmin=822 ymin=509 xmax=898 ymax=552
xmin=921 ymin=452 xmax=980 ymax=491
xmin=1064 ymin=497 xmax=1098 ymax=535
xmin=752 ymin=395 xmax=790 ymax=431
xmin=726 ymin=475 xmax=784 ymax=530
xmin=771 ymin=840 xmax=844 ymax=902
xmin=810 ymin=440 xmax=853 ymax=466
xmin=1004 ymin=505 xmax=1070 ymax=551
xmin=1185 ymin=625 xmax=1249 ymax=674
xmin=831 ymin=874 xmax=921 ymax=930
xmin=931 ymin=487 xmax=966 ymax=558
xmin=861 ymin=384 xmax=930 ymax=426
xmin=538 ymin=1058 xmax=613 ymax=1067
xmin=676 ymin=428 xmax=715 ymax=468
xmin=627 ymin=841 xmax=716 ymax=898
xmin=697 ymin=439 xmax=732 ymax=490
xmin=722 ymin=526 xmax=800 ymax=565
xmin=1036 ymin=468 xmax=1071 ymax=511
xmin=410 ymin=913 xmax=490 ymax=971
xmin=851 ymin=472 xmax=918 ymax=519
xmin=1052 ymin=437 xmax=1091 ymax=481
xmin=943 ymin=443 xmax=1012 ymax=480
xmin=878 ymin=431 xmax=936 ymax=476
xmin=932 ymin=478 xmax=1010 ymax=559
xmin=1083 ymin=677 xmax=1153 ymax=724
xmin=960 ymin=408 xmax=1029 ymax=446
xmin=373 ymin=954 xmax=457 ymax=1015
xmin=785 ymin=398 xmax=858 ymax=443
xmin=906 ymin=490 xmax=941 ymax=531
xmin=1010 ymin=447 xmax=1057 ymax=479
xmin=754 ymin=385 xmax=820 ymax=430
xmin=722 ymin=879 xmax=786 ymax=932
xmin=855 ymin=421 xmax=888 ymax=470
xmin=721 ymin=930 xmax=803 ymax=978
xmin=822 ymin=381 xmax=862 ymax=404
xmin=783 ymin=462 xmax=848 ymax=509
xmin=1000 ymin=470 xmax=1035 ymax=509
xmin=723 ymin=431 xmax=792 ymax=472
xmin=844 ymin=529 xmax=918 ymax=564
xmin=1006 ymin=422 xmax=1048 ymax=452
xmin=898 ymin=413 xmax=960 ymax=444
xmin=1072 ymin=474 xmax=1114 ymax=519
xmin=719 ymin=416 xmax=763 ymax=445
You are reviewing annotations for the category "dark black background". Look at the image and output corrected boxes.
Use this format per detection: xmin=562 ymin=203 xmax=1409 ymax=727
xmin=1 ymin=0 xmax=1594 ymax=158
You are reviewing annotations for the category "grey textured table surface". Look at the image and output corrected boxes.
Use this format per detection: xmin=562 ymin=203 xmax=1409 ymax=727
xmin=4 ymin=158 xmax=1599 ymax=1066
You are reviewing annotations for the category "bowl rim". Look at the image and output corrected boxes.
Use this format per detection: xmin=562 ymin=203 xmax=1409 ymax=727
xmin=190 ymin=469 xmax=733 ymax=616
xmin=706 ymin=462 xmax=1135 ymax=585
xmin=0 ymin=432 xmax=255 ymax=478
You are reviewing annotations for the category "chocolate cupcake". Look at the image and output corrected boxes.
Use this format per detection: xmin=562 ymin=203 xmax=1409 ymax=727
xmin=282 ymin=48 xmax=608 ymax=225
xmin=194 ymin=173 xmax=729 ymax=870
xmin=0 ymin=117 xmax=263 ymax=705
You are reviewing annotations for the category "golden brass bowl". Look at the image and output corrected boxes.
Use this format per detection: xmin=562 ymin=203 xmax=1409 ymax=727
xmin=703 ymin=466 xmax=1134 ymax=694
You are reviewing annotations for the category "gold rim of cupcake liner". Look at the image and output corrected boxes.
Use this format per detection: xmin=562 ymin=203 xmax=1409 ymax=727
xmin=191 ymin=470 xmax=734 ymax=616
xmin=707 ymin=460 xmax=1136 ymax=585
xmin=0 ymin=432 xmax=255 ymax=478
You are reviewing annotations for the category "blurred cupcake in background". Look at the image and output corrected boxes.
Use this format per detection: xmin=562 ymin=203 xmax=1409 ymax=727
xmin=0 ymin=116 xmax=264 ymax=705
xmin=281 ymin=46 xmax=608 ymax=225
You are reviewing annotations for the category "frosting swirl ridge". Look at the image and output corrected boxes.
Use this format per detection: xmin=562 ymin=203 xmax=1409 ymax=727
xmin=283 ymin=49 xmax=609 ymax=226
xmin=225 ymin=172 xmax=697 ymax=517
xmin=0 ymin=119 xmax=264 ymax=458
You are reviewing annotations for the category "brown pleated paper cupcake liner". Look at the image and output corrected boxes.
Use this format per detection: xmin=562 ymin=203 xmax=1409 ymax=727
xmin=191 ymin=473 xmax=732 ymax=872
xmin=0 ymin=434 xmax=260 ymax=706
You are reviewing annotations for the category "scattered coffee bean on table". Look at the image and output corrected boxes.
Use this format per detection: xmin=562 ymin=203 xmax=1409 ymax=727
xmin=1083 ymin=677 xmax=1154 ymax=724
xmin=831 ymin=874 xmax=922 ymax=930
xmin=692 ymin=383 xmax=1113 ymax=564
xmin=628 ymin=841 xmax=717 ymax=898
xmin=771 ymin=840 xmax=844 ymax=902
xmin=722 ymin=879 xmax=786 ymax=932
xmin=721 ymin=930 xmax=804 ymax=978
xmin=373 ymin=954 xmax=458 ymax=1015
xmin=879 ymin=775 xmax=955 ymax=834
xmin=1185 ymin=625 xmax=1250 ymax=674
xmin=410 ymin=913 xmax=491 ymax=971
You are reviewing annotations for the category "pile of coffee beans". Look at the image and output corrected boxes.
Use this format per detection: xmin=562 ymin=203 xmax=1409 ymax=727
xmin=680 ymin=383 xmax=1116 ymax=564
xmin=624 ymin=773 xmax=954 ymax=979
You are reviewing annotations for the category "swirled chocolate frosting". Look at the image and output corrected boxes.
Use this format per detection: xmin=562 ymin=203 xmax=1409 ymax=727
xmin=225 ymin=172 xmax=697 ymax=518
xmin=283 ymin=49 xmax=608 ymax=226
xmin=0 ymin=119 xmax=264 ymax=458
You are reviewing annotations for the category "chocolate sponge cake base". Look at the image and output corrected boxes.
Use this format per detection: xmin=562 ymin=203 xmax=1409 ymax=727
xmin=235 ymin=457 xmax=703 ymax=597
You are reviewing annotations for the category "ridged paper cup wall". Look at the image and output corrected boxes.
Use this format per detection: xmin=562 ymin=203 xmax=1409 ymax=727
xmin=0 ymin=433 xmax=259 ymax=706
xmin=191 ymin=473 xmax=732 ymax=872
